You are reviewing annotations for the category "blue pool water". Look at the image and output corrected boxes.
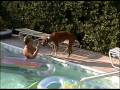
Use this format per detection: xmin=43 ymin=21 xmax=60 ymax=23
xmin=0 ymin=42 xmax=119 ymax=89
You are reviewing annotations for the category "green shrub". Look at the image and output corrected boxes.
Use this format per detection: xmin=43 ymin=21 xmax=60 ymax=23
xmin=0 ymin=1 xmax=119 ymax=55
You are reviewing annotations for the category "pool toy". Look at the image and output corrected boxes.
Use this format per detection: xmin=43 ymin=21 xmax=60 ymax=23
xmin=37 ymin=76 xmax=78 ymax=89
xmin=0 ymin=29 xmax=12 ymax=39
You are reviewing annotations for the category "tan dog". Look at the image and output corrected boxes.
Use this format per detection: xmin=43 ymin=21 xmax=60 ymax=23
xmin=41 ymin=31 xmax=76 ymax=57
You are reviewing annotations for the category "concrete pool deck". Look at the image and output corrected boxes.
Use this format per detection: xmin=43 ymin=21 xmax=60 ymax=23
xmin=1 ymin=34 xmax=120 ymax=73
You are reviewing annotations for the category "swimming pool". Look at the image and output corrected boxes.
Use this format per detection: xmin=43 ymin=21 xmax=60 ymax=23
xmin=0 ymin=42 xmax=119 ymax=89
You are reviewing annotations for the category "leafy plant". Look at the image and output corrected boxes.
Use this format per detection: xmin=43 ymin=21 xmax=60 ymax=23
xmin=0 ymin=1 xmax=119 ymax=55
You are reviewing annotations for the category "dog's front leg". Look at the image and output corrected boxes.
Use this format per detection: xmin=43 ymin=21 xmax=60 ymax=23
xmin=54 ymin=45 xmax=58 ymax=56
xmin=51 ymin=43 xmax=55 ymax=55
xmin=54 ymin=43 xmax=59 ymax=56
xmin=54 ymin=46 xmax=57 ymax=56
xmin=50 ymin=43 xmax=56 ymax=56
xmin=68 ymin=44 xmax=72 ymax=57
xmin=63 ymin=45 xmax=68 ymax=53
xmin=50 ymin=44 xmax=54 ymax=55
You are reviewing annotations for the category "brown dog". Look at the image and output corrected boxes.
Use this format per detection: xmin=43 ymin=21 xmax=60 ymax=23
xmin=41 ymin=31 xmax=76 ymax=57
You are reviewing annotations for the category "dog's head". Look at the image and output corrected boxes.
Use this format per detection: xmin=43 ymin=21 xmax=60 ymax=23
xmin=76 ymin=32 xmax=85 ymax=41
xmin=41 ymin=37 xmax=50 ymax=46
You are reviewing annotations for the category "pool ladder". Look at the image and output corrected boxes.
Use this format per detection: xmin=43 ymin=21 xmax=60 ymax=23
xmin=80 ymin=71 xmax=120 ymax=82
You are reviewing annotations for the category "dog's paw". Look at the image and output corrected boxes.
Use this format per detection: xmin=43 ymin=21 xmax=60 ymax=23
xmin=67 ymin=54 xmax=71 ymax=58
xmin=50 ymin=52 xmax=54 ymax=55
xmin=54 ymin=52 xmax=57 ymax=56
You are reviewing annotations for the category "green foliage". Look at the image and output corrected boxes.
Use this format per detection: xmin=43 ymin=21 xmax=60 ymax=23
xmin=0 ymin=1 xmax=119 ymax=55
xmin=0 ymin=16 xmax=5 ymax=30
xmin=27 ymin=81 xmax=38 ymax=89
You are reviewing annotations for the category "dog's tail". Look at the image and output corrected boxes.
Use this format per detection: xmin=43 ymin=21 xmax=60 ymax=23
xmin=74 ymin=32 xmax=85 ymax=48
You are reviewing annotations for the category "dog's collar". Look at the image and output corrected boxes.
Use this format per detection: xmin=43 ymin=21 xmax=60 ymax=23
xmin=47 ymin=36 xmax=50 ymax=39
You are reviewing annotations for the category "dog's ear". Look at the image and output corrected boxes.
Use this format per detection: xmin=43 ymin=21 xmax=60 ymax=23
xmin=41 ymin=38 xmax=46 ymax=45
xmin=41 ymin=37 xmax=49 ymax=46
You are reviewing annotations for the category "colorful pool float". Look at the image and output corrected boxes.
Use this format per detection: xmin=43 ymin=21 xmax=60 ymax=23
xmin=37 ymin=76 xmax=78 ymax=89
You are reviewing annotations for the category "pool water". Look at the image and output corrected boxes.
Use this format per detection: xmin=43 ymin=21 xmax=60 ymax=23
xmin=0 ymin=42 xmax=119 ymax=89
xmin=47 ymin=83 xmax=61 ymax=89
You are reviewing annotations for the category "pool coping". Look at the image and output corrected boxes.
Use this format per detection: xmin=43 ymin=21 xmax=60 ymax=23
xmin=49 ymin=56 xmax=106 ymax=74
xmin=0 ymin=42 xmax=106 ymax=74
xmin=1 ymin=35 xmax=120 ymax=74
